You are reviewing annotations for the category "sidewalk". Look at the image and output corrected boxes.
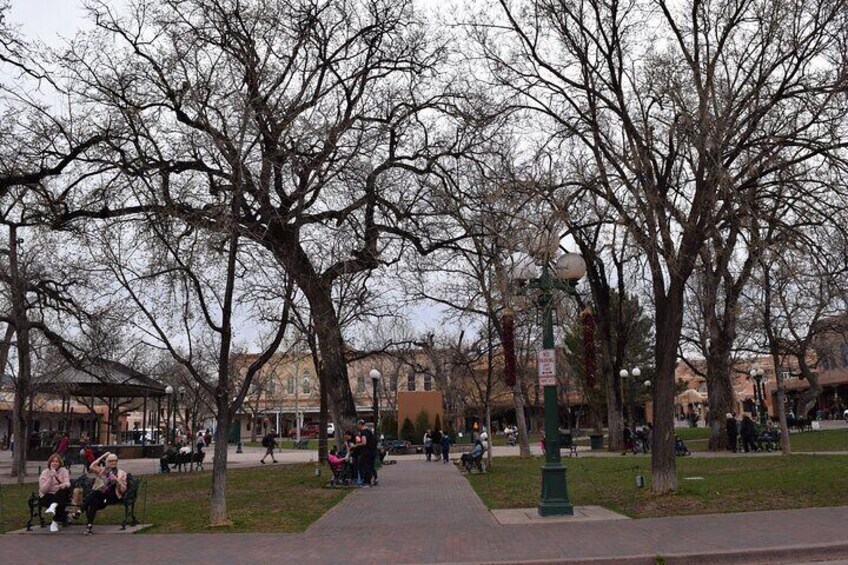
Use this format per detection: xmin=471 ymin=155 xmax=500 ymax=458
xmin=4 ymin=457 xmax=848 ymax=564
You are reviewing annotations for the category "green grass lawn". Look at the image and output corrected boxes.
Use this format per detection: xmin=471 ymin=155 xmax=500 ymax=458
xmin=0 ymin=463 xmax=347 ymax=534
xmin=790 ymin=429 xmax=848 ymax=451
xmin=466 ymin=454 xmax=848 ymax=518
xmin=673 ymin=428 xmax=848 ymax=453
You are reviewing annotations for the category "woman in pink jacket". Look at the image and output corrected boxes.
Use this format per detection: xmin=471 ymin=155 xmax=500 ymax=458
xmin=39 ymin=453 xmax=72 ymax=532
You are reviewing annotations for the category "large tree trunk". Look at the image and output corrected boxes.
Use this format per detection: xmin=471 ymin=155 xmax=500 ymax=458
xmin=308 ymin=287 xmax=358 ymax=434
xmin=651 ymin=286 xmax=686 ymax=494
xmin=704 ymin=333 xmax=737 ymax=450
xmin=795 ymin=355 xmax=822 ymax=419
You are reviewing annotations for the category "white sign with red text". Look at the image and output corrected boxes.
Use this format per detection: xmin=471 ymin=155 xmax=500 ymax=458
xmin=538 ymin=349 xmax=556 ymax=386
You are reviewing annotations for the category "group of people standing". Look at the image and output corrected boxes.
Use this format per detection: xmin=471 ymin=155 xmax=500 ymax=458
xmin=725 ymin=413 xmax=765 ymax=452
xmin=326 ymin=420 xmax=380 ymax=486
xmin=422 ymin=429 xmax=452 ymax=463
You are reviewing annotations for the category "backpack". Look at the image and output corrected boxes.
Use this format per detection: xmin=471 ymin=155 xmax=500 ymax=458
xmin=262 ymin=435 xmax=271 ymax=448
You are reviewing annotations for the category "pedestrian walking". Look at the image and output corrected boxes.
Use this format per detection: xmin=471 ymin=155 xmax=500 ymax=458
xmin=423 ymin=429 xmax=433 ymax=462
xmin=56 ymin=432 xmax=70 ymax=458
xmin=440 ymin=432 xmax=451 ymax=464
xmin=432 ymin=428 xmax=443 ymax=460
xmin=740 ymin=414 xmax=757 ymax=453
xmin=260 ymin=429 xmax=278 ymax=464
xmin=726 ymin=413 xmax=738 ymax=452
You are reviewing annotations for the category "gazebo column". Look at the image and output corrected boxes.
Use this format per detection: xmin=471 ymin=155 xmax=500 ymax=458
xmin=141 ymin=394 xmax=148 ymax=448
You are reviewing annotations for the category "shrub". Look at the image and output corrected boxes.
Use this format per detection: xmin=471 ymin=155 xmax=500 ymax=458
xmin=400 ymin=417 xmax=415 ymax=443
xmin=414 ymin=409 xmax=431 ymax=444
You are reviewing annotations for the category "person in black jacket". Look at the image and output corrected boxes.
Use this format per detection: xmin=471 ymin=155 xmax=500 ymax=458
xmin=260 ymin=429 xmax=278 ymax=464
xmin=740 ymin=414 xmax=757 ymax=453
xmin=725 ymin=413 xmax=739 ymax=452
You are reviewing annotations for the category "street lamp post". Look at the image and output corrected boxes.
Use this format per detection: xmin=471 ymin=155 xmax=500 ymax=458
xmin=370 ymin=369 xmax=381 ymax=434
xmin=508 ymin=249 xmax=586 ymax=517
xmin=619 ymin=367 xmax=642 ymax=430
xmin=165 ymin=386 xmax=174 ymax=444
xmin=749 ymin=365 xmax=767 ymax=425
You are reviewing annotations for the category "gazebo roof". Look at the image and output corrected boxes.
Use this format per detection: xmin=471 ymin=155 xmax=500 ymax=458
xmin=48 ymin=359 xmax=166 ymax=398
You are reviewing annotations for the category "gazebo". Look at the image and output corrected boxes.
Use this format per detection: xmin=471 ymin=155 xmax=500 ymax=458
xmin=30 ymin=358 xmax=167 ymax=459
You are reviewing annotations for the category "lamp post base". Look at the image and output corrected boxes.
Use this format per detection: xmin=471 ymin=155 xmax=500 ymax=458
xmin=538 ymin=462 xmax=574 ymax=516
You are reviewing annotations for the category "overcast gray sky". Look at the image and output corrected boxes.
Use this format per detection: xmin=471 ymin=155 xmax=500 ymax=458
xmin=8 ymin=1 xmax=90 ymax=44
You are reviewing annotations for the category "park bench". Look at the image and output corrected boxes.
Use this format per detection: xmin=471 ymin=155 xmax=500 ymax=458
xmin=559 ymin=432 xmax=579 ymax=457
xmin=26 ymin=473 xmax=143 ymax=531
xmin=294 ymin=439 xmax=310 ymax=449
xmin=161 ymin=450 xmax=205 ymax=472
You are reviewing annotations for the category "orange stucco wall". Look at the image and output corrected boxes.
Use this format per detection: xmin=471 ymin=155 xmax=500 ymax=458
xmin=397 ymin=391 xmax=444 ymax=433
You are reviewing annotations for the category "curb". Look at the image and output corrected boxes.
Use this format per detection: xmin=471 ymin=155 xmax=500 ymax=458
xmin=468 ymin=541 xmax=848 ymax=565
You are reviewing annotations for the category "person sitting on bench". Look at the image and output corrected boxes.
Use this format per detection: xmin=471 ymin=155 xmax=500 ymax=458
xmin=83 ymin=452 xmax=128 ymax=535
xmin=160 ymin=442 xmax=177 ymax=473
xmin=39 ymin=453 xmax=72 ymax=532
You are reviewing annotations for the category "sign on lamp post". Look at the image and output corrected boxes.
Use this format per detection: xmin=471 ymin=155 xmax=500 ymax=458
xmin=538 ymin=349 xmax=557 ymax=386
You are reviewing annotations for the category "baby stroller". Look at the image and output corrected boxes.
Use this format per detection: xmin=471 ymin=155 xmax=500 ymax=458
xmin=461 ymin=442 xmax=487 ymax=473
xmin=757 ymin=429 xmax=780 ymax=452
xmin=674 ymin=435 xmax=691 ymax=456
xmin=327 ymin=452 xmax=353 ymax=487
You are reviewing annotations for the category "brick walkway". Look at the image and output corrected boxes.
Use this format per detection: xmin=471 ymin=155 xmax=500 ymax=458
xmin=4 ymin=458 xmax=848 ymax=563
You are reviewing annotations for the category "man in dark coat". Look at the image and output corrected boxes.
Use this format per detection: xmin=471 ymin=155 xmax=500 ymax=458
xmin=725 ymin=413 xmax=738 ymax=452
xmin=740 ymin=414 xmax=757 ymax=453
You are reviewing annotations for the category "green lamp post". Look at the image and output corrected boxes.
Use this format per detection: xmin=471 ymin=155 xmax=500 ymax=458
xmin=508 ymin=249 xmax=586 ymax=516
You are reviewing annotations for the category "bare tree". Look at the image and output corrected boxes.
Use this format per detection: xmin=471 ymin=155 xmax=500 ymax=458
xmin=87 ymin=200 xmax=293 ymax=525
xmin=472 ymin=0 xmax=848 ymax=492
xmin=62 ymin=0 xmax=477 ymax=437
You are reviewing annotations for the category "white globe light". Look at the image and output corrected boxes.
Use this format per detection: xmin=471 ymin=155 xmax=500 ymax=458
xmin=632 ymin=367 xmax=641 ymax=378
xmin=165 ymin=385 xmax=174 ymax=395
xmin=643 ymin=380 xmax=651 ymax=387
xmin=369 ymin=369 xmax=381 ymax=381
xmin=619 ymin=369 xmax=629 ymax=378
xmin=555 ymin=252 xmax=587 ymax=281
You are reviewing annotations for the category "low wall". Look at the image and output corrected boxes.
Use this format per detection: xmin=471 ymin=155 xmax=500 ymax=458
xmin=27 ymin=443 xmax=164 ymax=461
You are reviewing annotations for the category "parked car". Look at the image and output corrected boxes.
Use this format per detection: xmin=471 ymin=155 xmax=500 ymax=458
xmin=289 ymin=424 xmax=320 ymax=439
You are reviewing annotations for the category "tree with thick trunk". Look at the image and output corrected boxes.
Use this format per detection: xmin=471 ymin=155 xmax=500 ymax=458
xmin=473 ymin=0 xmax=848 ymax=491
xmin=63 ymin=0 xmax=477 ymax=436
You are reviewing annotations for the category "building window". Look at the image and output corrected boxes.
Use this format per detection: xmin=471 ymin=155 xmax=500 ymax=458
xmin=356 ymin=375 xmax=366 ymax=393
xmin=407 ymin=373 xmax=416 ymax=391
xmin=302 ymin=374 xmax=312 ymax=394
xmin=287 ymin=376 xmax=295 ymax=395
xmin=390 ymin=376 xmax=398 ymax=392
xmin=424 ymin=375 xmax=432 ymax=391
xmin=267 ymin=379 xmax=276 ymax=395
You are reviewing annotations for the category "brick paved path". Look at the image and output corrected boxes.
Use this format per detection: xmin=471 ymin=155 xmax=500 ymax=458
xmin=4 ymin=458 xmax=848 ymax=564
